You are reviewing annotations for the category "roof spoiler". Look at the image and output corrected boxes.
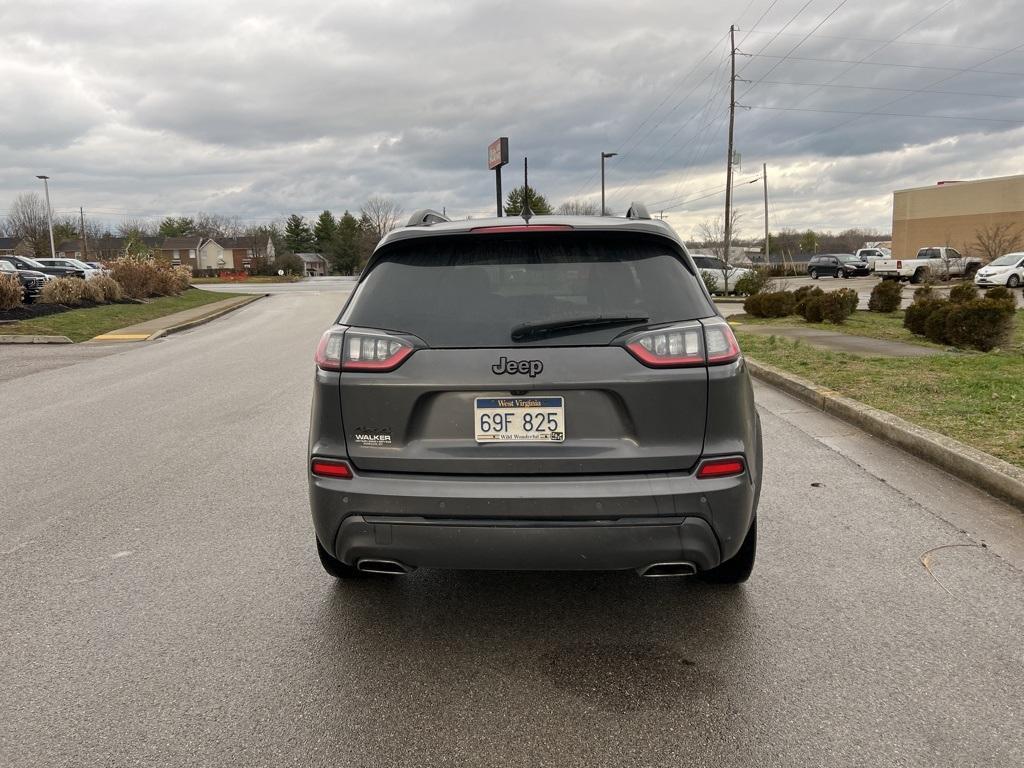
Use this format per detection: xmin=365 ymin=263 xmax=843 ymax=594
xmin=625 ymin=202 xmax=651 ymax=220
xmin=406 ymin=209 xmax=450 ymax=227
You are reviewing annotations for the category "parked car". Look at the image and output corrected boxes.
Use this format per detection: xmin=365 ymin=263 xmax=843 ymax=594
xmin=874 ymin=247 xmax=982 ymax=284
xmin=854 ymin=247 xmax=890 ymax=270
xmin=35 ymin=257 xmax=101 ymax=279
xmin=0 ymin=254 xmax=84 ymax=279
xmin=974 ymin=252 xmax=1024 ymax=289
xmin=0 ymin=259 xmax=46 ymax=303
xmin=691 ymin=255 xmax=753 ymax=292
xmin=808 ymin=253 xmax=869 ymax=279
xmin=309 ymin=208 xmax=762 ymax=584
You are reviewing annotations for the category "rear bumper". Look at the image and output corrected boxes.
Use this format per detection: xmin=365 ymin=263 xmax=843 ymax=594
xmin=309 ymin=466 xmax=758 ymax=572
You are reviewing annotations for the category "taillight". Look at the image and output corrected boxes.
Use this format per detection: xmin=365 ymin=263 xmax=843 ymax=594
xmin=342 ymin=330 xmax=414 ymax=372
xmin=625 ymin=326 xmax=705 ymax=367
xmin=315 ymin=329 xmax=344 ymax=371
xmin=311 ymin=458 xmax=353 ymax=478
xmin=696 ymin=457 xmax=745 ymax=479
xmin=703 ymin=320 xmax=741 ymax=365
xmin=896 ymin=260 xmax=902 ymax=269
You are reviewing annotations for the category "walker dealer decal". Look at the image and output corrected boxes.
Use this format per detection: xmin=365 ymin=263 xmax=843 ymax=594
xmin=352 ymin=427 xmax=392 ymax=447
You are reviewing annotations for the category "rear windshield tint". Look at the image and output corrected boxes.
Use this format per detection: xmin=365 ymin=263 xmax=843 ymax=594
xmin=339 ymin=233 xmax=713 ymax=347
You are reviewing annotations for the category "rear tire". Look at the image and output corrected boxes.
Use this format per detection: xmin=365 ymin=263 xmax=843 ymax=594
xmin=316 ymin=538 xmax=363 ymax=579
xmin=700 ymin=518 xmax=756 ymax=584
xmin=910 ymin=268 xmax=927 ymax=285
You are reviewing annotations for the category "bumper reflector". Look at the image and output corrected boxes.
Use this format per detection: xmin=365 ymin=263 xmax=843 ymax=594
xmin=696 ymin=458 xmax=745 ymax=479
xmin=311 ymin=459 xmax=353 ymax=479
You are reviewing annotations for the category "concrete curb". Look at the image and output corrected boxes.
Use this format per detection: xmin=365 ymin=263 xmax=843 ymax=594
xmin=747 ymin=358 xmax=1024 ymax=510
xmin=146 ymin=294 xmax=266 ymax=341
xmin=0 ymin=334 xmax=73 ymax=344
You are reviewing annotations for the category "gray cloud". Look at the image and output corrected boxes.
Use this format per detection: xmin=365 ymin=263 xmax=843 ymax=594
xmin=2 ymin=0 xmax=1022 ymax=238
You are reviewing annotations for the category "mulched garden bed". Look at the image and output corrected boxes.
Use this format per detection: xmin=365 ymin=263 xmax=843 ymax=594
xmin=0 ymin=298 xmax=143 ymax=324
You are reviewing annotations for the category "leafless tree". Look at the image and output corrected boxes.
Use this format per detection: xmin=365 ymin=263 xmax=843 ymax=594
xmin=971 ymin=222 xmax=1023 ymax=263
xmin=556 ymin=199 xmax=599 ymax=215
xmin=360 ymin=197 xmax=404 ymax=240
xmin=193 ymin=212 xmax=243 ymax=239
xmin=6 ymin=193 xmax=50 ymax=256
xmin=116 ymin=218 xmax=158 ymax=238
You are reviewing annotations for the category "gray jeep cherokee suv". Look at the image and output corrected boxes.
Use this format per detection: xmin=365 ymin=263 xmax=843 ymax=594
xmin=309 ymin=206 xmax=762 ymax=583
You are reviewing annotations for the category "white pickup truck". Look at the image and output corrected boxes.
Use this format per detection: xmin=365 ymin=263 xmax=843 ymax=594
xmin=874 ymin=247 xmax=983 ymax=284
xmin=854 ymin=247 xmax=890 ymax=270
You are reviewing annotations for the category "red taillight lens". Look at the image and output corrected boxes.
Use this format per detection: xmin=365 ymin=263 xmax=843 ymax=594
xmin=703 ymin=321 xmax=741 ymax=365
xmin=342 ymin=330 xmax=414 ymax=372
xmin=315 ymin=330 xmax=344 ymax=371
xmin=624 ymin=326 xmax=705 ymax=367
xmin=311 ymin=458 xmax=353 ymax=478
xmin=697 ymin=457 xmax=745 ymax=479
xmin=896 ymin=260 xmax=902 ymax=269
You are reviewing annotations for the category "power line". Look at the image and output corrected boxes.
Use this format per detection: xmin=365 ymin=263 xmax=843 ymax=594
xmin=746 ymin=105 xmax=1024 ymax=124
xmin=661 ymin=176 xmax=763 ymax=213
xmin=741 ymin=52 xmax=1024 ymax=77
xmin=755 ymin=80 xmax=1016 ymax=100
xmin=739 ymin=27 xmax=1011 ymax=54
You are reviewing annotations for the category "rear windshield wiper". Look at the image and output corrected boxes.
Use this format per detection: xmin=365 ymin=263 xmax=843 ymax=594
xmin=511 ymin=314 xmax=650 ymax=342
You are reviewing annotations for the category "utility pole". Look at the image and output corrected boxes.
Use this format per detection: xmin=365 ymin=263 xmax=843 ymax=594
xmin=80 ymin=206 xmax=88 ymax=260
xmin=601 ymin=151 xmax=617 ymax=215
xmin=723 ymin=24 xmax=737 ymax=284
xmin=36 ymin=175 xmax=56 ymax=259
xmin=762 ymin=163 xmax=769 ymax=265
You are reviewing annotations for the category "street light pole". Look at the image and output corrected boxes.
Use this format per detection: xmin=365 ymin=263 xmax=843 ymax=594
xmin=36 ymin=175 xmax=56 ymax=259
xmin=600 ymin=152 xmax=617 ymax=215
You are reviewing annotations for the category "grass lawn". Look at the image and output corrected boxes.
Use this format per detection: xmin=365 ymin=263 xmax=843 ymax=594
xmin=732 ymin=309 xmax=1024 ymax=353
xmin=0 ymin=289 xmax=248 ymax=342
xmin=737 ymin=323 xmax=1024 ymax=467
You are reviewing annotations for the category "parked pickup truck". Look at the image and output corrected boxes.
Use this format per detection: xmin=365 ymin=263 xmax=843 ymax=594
xmin=854 ymin=247 xmax=890 ymax=270
xmin=874 ymin=247 xmax=982 ymax=284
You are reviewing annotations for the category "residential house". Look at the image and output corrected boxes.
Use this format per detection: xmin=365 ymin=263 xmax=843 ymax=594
xmin=158 ymin=237 xmax=203 ymax=270
xmin=59 ymin=236 xmax=163 ymax=262
xmin=0 ymin=237 xmax=34 ymax=257
xmin=197 ymin=236 xmax=275 ymax=272
xmin=296 ymin=252 xmax=329 ymax=277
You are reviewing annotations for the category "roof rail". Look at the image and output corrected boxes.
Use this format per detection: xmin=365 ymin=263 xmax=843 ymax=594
xmin=406 ymin=209 xmax=450 ymax=227
xmin=625 ymin=202 xmax=651 ymax=220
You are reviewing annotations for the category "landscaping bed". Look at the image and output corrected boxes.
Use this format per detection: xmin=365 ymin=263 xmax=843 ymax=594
xmin=736 ymin=323 xmax=1024 ymax=468
xmin=0 ymin=289 xmax=246 ymax=342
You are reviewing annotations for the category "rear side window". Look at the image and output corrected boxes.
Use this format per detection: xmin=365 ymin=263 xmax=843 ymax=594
xmin=340 ymin=233 xmax=713 ymax=347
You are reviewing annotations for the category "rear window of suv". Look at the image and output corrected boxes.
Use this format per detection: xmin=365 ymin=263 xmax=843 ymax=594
xmin=339 ymin=233 xmax=713 ymax=347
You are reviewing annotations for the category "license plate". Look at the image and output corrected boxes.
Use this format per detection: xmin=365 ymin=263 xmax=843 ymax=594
xmin=474 ymin=397 xmax=565 ymax=443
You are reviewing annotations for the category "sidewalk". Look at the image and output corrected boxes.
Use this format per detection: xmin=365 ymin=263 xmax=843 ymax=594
xmin=730 ymin=322 xmax=944 ymax=357
xmin=90 ymin=294 xmax=263 ymax=342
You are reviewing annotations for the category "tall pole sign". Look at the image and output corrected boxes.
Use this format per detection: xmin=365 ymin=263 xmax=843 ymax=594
xmin=488 ymin=137 xmax=509 ymax=217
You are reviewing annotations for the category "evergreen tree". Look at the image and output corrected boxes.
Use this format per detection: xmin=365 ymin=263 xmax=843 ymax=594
xmin=159 ymin=216 xmax=196 ymax=237
xmin=504 ymin=185 xmax=553 ymax=216
xmin=326 ymin=210 xmax=362 ymax=275
xmin=313 ymin=210 xmax=338 ymax=254
xmin=284 ymin=214 xmax=315 ymax=253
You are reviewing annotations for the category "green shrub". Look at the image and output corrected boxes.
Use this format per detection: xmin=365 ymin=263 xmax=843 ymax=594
xmin=817 ymin=291 xmax=855 ymax=324
xmin=834 ymin=287 xmax=859 ymax=315
xmin=733 ymin=269 xmax=771 ymax=296
xmin=793 ymin=285 xmax=818 ymax=302
xmin=945 ymin=298 xmax=1016 ymax=351
xmin=794 ymin=286 xmax=824 ymax=317
xmin=868 ymin=280 xmax=902 ymax=312
xmin=949 ymin=282 xmax=979 ymax=304
xmin=39 ymin=277 xmax=86 ymax=305
xmin=91 ymin=275 xmax=123 ymax=303
xmin=743 ymin=290 xmax=795 ymax=318
xmin=984 ymin=285 xmax=1014 ymax=303
xmin=912 ymin=285 xmax=935 ymax=302
xmin=700 ymin=270 xmax=719 ymax=295
xmin=923 ymin=303 xmax=952 ymax=344
xmin=903 ymin=298 xmax=945 ymax=336
xmin=0 ymin=273 xmax=22 ymax=310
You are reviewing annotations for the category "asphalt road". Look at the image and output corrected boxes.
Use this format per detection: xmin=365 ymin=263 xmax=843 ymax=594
xmin=2 ymin=287 xmax=1023 ymax=767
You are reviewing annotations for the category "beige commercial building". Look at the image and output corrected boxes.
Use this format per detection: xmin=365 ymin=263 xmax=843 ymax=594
xmin=891 ymin=174 xmax=1024 ymax=259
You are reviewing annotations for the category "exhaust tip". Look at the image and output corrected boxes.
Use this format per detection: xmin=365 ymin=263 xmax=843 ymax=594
xmin=357 ymin=558 xmax=413 ymax=575
xmin=637 ymin=561 xmax=698 ymax=578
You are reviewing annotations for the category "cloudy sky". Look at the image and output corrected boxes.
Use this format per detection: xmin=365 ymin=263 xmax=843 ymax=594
xmin=2 ymin=0 xmax=1022 ymax=239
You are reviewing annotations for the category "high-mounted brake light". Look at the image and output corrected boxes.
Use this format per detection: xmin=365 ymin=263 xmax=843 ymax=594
xmin=342 ymin=330 xmax=414 ymax=372
xmin=311 ymin=458 xmax=353 ymax=478
xmin=696 ymin=457 xmax=745 ymax=479
xmin=469 ymin=225 xmax=574 ymax=234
